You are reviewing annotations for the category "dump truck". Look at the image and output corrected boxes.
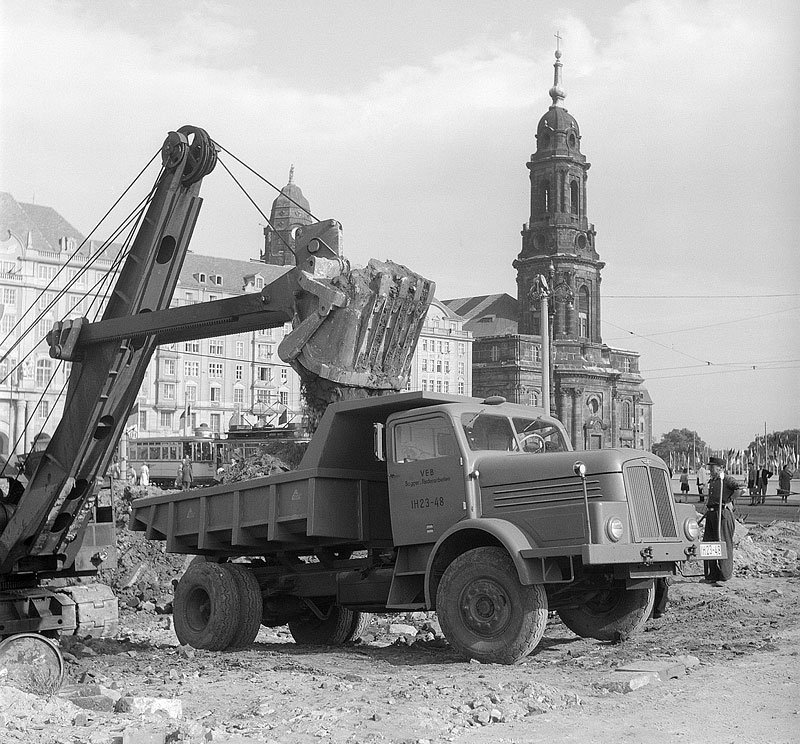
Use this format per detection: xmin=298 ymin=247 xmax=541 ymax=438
xmin=0 ymin=125 xmax=433 ymax=645
xmin=131 ymin=391 xmax=720 ymax=664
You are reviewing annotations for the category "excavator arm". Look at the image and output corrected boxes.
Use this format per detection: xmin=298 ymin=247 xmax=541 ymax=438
xmin=0 ymin=125 xmax=434 ymax=578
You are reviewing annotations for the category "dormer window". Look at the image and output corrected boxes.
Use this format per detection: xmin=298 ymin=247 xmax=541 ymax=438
xmin=255 ymin=276 xmax=264 ymax=289
xmin=197 ymin=272 xmax=206 ymax=284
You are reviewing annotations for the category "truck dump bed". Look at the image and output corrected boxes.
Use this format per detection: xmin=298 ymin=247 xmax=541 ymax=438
xmin=130 ymin=467 xmax=392 ymax=556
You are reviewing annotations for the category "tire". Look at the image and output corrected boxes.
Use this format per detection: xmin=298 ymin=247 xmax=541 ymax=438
xmin=344 ymin=611 xmax=371 ymax=642
xmin=436 ymin=546 xmax=548 ymax=664
xmin=557 ymin=580 xmax=655 ymax=641
xmin=288 ymin=603 xmax=359 ymax=645
xmin=221 ymin=563 xmax=263 ymax=650
xmin=173 ymin=562 xmax=239 ymax=650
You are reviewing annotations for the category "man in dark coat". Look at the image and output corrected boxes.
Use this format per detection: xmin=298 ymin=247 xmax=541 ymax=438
xmin=778 ymin=464 xmax=794 ymax=503
xmin=703 ymin=456 xmax=744 ymax=584
xmin=756 ymin=466 xmax=773 ymax=504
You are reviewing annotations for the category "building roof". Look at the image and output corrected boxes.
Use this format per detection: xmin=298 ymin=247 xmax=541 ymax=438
xmin=442 ymin=293 xmax=519 ymax=337
xmin=180 ymin=253 xmax=291 ymax=293
xmin=0 ymin=191 xmax=83 ymax=253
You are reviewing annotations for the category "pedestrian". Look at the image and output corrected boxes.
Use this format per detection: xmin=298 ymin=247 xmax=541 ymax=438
xmin=679 ymin=467 xmax=690 ymax=500
xmin=110 ymin=459 xmax=121 ymax=483
xmin=696 ymin=463 xmax=708 ymax=503
xmin=777 ymin=463 xmax=794 ymax=503
xmin=747 ymin=465 xmax=758 ymax=505
xmin=181 ymin=456 xmax=193 ymax=490
xmin=702 ymin=456 xmax=744 ymax=585
xmin=139 ymin=462 xmax=149 ymax=488
xmin=127 ymin=466 xmax=137 ymax=486
xmin=756 ymin=465 xmax=773 ymax=505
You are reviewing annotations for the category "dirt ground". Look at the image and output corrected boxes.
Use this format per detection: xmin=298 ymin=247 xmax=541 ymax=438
xmin=2 ymin=520 xmax=799 ymax=744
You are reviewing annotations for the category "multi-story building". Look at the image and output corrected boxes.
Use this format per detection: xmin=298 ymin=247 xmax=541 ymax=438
xmin=1 ymin=177 xmax=473 ymax=464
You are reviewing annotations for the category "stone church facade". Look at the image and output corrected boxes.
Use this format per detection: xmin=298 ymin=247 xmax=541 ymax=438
xmin=445 ymin=48 xmax=652 ymax=451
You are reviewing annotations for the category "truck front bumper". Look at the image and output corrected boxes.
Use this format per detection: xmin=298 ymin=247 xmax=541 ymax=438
xmin=520 ymin=540 xmax=726 ymax=566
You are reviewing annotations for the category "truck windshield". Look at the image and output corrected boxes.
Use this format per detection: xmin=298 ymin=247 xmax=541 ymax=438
xmin=511 ymin=417 xmax=568 ymax=453
xmin=461 ymin=413 xmax=517 ymax=452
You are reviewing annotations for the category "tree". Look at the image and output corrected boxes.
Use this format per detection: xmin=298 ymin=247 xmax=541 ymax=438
xmin=652 ymin=429 xmax=707 ymax=470
xmin=746 ymin=428 xmax=799 ymax=469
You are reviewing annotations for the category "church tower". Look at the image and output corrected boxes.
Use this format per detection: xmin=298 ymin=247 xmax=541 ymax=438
xmin=515 ymin=45 xmax=604 ymax=344
xmin=261 ymin=166 xmax=313 ymax=266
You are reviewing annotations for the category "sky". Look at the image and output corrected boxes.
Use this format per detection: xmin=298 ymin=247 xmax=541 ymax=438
xmin=1 ymin=0 xmax=798 ymax=449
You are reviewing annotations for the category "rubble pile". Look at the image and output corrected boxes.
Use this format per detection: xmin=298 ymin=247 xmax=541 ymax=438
xmin=220 ymin=448 xmax=293 ymax=483
xmin=734 ymin=520 xmax=800 ymax=577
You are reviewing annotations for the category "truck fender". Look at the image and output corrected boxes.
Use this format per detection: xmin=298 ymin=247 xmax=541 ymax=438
xmin=424 ymin=518 xmax=548 ymax=608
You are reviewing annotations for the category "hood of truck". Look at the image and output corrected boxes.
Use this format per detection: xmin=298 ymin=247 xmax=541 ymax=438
xmin=471 ymin=449 xmax=669 ymax=548
xmin=470 ymin=448 xmax=664 ymax=490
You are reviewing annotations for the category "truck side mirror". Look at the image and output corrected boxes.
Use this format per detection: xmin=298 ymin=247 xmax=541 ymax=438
xmin=373 ymin=423 xmax=386 ymax=462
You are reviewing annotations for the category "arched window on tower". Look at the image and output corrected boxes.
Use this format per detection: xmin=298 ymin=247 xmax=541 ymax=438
xmin=570 ymin=180 xmax=580 ymax=215
xmin=541 ymin=181 xmax=551 ymax=213
xmin=578 ymin=286 xmax=590 ymax=338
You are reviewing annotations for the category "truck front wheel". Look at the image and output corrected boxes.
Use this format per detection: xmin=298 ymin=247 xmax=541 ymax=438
xmin=173 ymin=562 xmax=239 ymax=650
xmin=557 ymin=580 xmax=655 ymax=641
xmin=221 ymin=563 xmax=263 ymax=650
xmin=288 ymin=603 xmax=364 ymax=645
xmin=436 ymin=547 xmax=548 ymax=664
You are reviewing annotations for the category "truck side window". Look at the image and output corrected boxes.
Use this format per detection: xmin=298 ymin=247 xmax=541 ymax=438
xmin=393 ymin=418 xmax=458 ymax=462
xmin=512 ymin=417 xmax=568 ymax=453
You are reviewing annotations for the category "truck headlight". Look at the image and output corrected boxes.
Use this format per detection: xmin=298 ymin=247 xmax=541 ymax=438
xmin=605 ymin=517 xmax=624 ymax=542
xmin=683 ymin=518 xmax=701 ymax=540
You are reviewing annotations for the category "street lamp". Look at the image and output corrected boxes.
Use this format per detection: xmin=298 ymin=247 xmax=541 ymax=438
xmin=528 ymin=263 xmax=574 ymax=416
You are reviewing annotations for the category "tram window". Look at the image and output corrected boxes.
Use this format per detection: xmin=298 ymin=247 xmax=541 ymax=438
xmin=169 ymin=445 xmax=178 ymax=460
xmin=149 ymin=445 xmax=160 ymax=459
xmin=183 ymin=443 xmax=192 ymax=458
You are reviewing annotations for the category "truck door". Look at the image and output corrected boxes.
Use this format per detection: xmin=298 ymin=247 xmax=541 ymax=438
xmin=387 ymin=414 xmax=467 ymax=546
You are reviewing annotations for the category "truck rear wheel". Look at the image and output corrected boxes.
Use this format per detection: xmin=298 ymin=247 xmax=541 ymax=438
xmin=557 ymin=580 xmax=655 ymax=641
xmin=436 ymin=547 xmax=548 ymax=664
xmin=288 ymin=604 xmax=362 ymax=645
xmin=173 ymin=562 xmax=238 ymax=650
xmin=221 ymin=564 xmax=263 ymax=650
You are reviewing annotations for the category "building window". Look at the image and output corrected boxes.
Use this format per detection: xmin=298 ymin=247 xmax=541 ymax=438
xmin=184 ymin=341 xmax=200 ymax=354
xmin=3 ymin=287 xmax=17 ymax=305
xmin=256 ymin=388 xmax=271 ymax=403
xmin=139 ymin=411 xmax=148 ymax=431
xmin=279 ymin=390 xmax=288 ymax=406
xmin=422 ymin=340 xmax=427 ymax=352
xmin=255 ymin=276 xmax=264 ymax=289
xmin=210 ymin=385 xmax=221 ymax=403
xmin=443 ymin=381 xmax=449 ymax=393
xmin=209 ymin=340 xmax=224 ymax=356
xmin=436 ymin=380 xmax=442 ymax=393
xmin=458 ymin=343 xmax=465 ymax=356
xmin=257 ymin=366 xmax=272 ymax=383
xmin=533 ymin=345 xmax=541 ymax=363
xmin=542 ymin=180 xmax=551 ymax=212
xmin=578 ymin=286 xmax=590 ymax=338
xmin=444 ymin=361 xmax=450 ymax=374
xmin=1 ymin=313 xmax=16 ymax=336
xmin=570 ymin=180 xmax=580 ymax=215
xmin=210 ymin=413 xmax=221 ymax=432
xmin=185 ymin=384 xmax=198 ymax=403
xmin=208 ymin=363 xmax=223 ymax=377
xmin=184 ymin=361 xmax=199 ymax=377
xmin=458 ymin=381 xmax=465 ymax=395
xmin=257 ymin=343 xmax=273 ymax=360
xmin=421 ymin=358 xmax=428 ymax=372
xmin=184 ymin=291 xmax=196 ymax=304
xmin=622 ymin=400 xmax=633 ymax=429
xmin=235 ymin=364 xmax=243 ymax=381
xmin=35 ymin=358 xmax=52 ymax=387
xmin=233 ymin=387 xmax=244 ymax=404
xmin=436 ymin=360 xmax=442 ymax=373
xmin=37 ymin=264 xmax=58 ymax=282
xmin=161 ymin=383 xmax=176 ymax=400
xmin=36 ymin=400 xmax=50 ymax=420
xmin=280 ymin=367 xmax=288 ymax=383
xmin=491 ymin=346 xmax=499 ymax=362
xmin=457 ymin=361 xmax=465 ymax=375
xmin=236 ymin=341 xmax=245 ymax=358
xmin=421 ymin=379 xmax=427 ymax=391
xmin=160 ymin=411 xmax=173 ymax=428
xmin=163 ymin=359 xmax=175 ymax=376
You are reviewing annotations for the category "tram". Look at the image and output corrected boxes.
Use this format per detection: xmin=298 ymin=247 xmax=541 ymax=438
xmin=125 ymin=423 xmax=309 ymax=487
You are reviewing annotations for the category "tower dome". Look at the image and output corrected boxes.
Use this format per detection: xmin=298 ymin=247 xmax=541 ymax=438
xmin=261 ymin=166 xmax=313 ymax=266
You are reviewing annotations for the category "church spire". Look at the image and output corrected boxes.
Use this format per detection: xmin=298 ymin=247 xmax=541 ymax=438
xmin=549 ymin=33 xmax=566 ymax=108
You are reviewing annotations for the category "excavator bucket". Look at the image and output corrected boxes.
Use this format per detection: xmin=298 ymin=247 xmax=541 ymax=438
xmin=278 ymin=220 xmax=435 ymax=393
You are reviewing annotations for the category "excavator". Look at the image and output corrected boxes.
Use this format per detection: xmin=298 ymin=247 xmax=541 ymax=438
xmin=0 ymin=126 xmax=434 ymax=688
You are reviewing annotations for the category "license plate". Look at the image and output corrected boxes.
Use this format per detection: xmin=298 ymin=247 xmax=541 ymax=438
xmin=700 ymin=543 xmax=722 ymax=558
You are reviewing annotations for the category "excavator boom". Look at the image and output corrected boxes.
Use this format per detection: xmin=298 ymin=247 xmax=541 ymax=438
xmin=0 ymin=126 xmax=434 ymax=582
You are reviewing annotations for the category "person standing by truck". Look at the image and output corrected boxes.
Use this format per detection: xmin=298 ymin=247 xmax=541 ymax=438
xmin=679 ymin=468 xmax=690 ymax=500
xmin=703 ymin=456 xmax=744 ymax=584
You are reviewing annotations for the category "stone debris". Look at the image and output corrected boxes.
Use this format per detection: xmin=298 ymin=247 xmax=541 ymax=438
xmin=614 ymin=659 xmax=686 ymax=681
xmin=115 ymin=695 xmax=183 ymax=719
xmin=595 ymin=672 xmax=661 ymax=694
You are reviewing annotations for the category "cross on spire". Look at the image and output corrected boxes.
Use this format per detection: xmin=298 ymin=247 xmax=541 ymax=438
xmin=554 ymin=29 xmax=562 ymax=52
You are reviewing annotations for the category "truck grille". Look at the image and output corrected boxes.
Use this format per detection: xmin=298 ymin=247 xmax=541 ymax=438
xmin=626 ymin=465 xmax=678 ymax=540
